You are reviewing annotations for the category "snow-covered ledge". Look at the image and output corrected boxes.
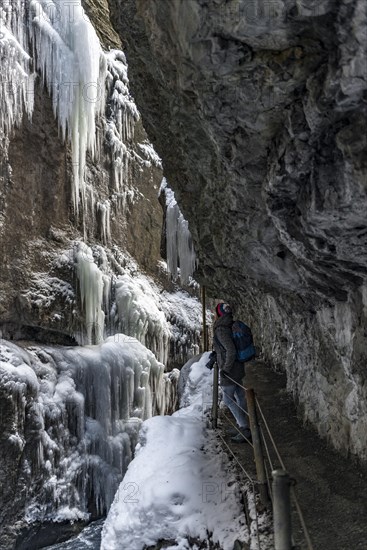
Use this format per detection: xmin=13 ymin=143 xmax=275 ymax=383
xmin=101 ymin=354 xmax=252 ymax=549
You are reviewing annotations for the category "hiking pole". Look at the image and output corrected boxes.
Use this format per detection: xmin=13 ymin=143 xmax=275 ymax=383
xmin=212 ymin=362 xmax=219 ymax=429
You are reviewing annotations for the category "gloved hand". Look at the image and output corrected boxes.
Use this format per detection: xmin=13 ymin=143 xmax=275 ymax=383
xmin=206 ymin=351 xmax=216 ymax=370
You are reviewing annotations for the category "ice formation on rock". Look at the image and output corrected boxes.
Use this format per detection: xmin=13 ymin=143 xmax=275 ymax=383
xmin=113 ymin=263 xmax=201 ymax=367
xmin=1 ymin=0 xmax=96 ymax=210
xmin=137 ymin=141 xmax=163 ymax=168
xmin=115 ymin=273 xmax=170 ymax=365
xmin=0 ymin=0 xmax=148 ymax=231
xmin=0 ymin=337 xmax=179 ymax=523
xmin=105 ymin=50 xmax=140 ymax=211
xmin=30 ymin=0 xmax=106 ymax=214
xmin=0 ymin=0 xmax=35 ymax=133
xmin=54 ymin=242 xmax=202 ymax=361
xmin=0 ymin=0 xmax=204 ymax=542
xmin=160 ymin=178 xmax=197 ymax=285
xmin=74 ymin=243 xmax=107 ymax=345
xmin=97 ymin=200 xmax=111 ymax=245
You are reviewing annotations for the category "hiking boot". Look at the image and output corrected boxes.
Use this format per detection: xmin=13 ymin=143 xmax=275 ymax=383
xmin=231 ymin=428 xmax=252 ymax=443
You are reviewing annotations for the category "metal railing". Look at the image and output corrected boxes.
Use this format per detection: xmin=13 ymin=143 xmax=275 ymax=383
xmin=210 ymin=363 xmax=314 ymax=550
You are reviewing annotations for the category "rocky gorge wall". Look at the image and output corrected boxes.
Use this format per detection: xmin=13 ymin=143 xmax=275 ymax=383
xmin=0 ymin=0 xmax=200 ymax=357
xmin=110 ymin=0 xmax=367 ymax=461
xmin=0 ymin=39 xmax=162 ymax=343
xmin=0 ymin=1 xmax=204 ymax=546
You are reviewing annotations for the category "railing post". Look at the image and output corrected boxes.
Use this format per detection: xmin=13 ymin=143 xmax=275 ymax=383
xmin=245 ymin=387 xmax=270 ymax=507
xmin=212 ymin=362 xmax=219 ymax=429
xmin=201 ymin=286 xmax=208 ymax=352
xmin=272 ymin=470 xmax=292 ymax=550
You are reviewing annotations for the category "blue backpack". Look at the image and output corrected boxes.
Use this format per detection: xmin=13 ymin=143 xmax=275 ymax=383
xmin=232 ymin=320 xmax=256 ymax=362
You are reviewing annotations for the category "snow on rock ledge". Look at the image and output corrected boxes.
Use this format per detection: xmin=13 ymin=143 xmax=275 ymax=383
xmin=16 ymin=241 xmax=202 ymax=368
xmin=114 ymin=269 xmax=202 ymax=368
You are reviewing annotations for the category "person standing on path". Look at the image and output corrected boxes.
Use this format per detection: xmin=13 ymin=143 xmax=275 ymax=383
xmin=212 ymin=303 xmax=252 ymax=443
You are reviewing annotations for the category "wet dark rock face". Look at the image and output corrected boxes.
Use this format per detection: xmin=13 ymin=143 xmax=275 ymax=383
xmin=110 ymin=0 xmax=367 ymax=459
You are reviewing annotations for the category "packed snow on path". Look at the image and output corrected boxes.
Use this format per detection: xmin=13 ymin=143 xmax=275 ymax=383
xmin=101 ymin=353 xmax=249 ymax=550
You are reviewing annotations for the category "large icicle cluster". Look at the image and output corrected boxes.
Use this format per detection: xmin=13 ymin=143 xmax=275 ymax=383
xmin=30 ymin=0 xmax=106 ymax=214
xmin=114 ymin=267 xmax=202 ymax=368
xmin=0 ymin=0 xmax=149 ymax=232
xmin=105 ymin=50 xmax=139 ymax=198
xmin=0 ymin=0 xmax=106 ymax=213
xmin=48 ymin=242 xmax=202 ymax=361
xmin=160 ymin=178 xmax=197 ymax=285
xmin=0 ymin=0 xmax=35 ymax=133
xmin=77 ymin=245 xmax=201 ymax=364
xmin=115 ymin=273 xmax=170 ymax=365
xmin=0 ymin=337 xmax=179 ymax=523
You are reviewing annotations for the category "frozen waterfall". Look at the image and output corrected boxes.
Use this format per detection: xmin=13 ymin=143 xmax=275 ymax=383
xmin=111 ymin=260 xmax=201 ymax=367
xmin=30 ymin=0 xmax=106 ymax=214
xmin=0 ymin=337 xmax=179 ymax=528
xmin=0 ymin=0 xmax=145 ymax=230
xmin=0 ymin=0 xmax=106 ymax=213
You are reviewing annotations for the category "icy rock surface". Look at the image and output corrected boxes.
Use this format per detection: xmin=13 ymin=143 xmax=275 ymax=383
xmin=0 ymin=336 xmax=178 ymax=546
xmin=0 ymin=0 xmax=156 ymax=236
xmin=114 ymin=268 xmax=201 ymax=367
xmin=110 ymin=0 xmax=367 ymax=461
xmin=0 ymin=0 xmax=35 ymax=132
xmin=43 ymin=241 xmax=202 ymax=365
xmin=12 ymin=241 xmax=201 ymax=366
xmin=74 ymin=242 xmax=106 ymax=345
xmin=160 ymin=178 xmax=197 ymax=285
xmin=0 ymin=0 xmax=106 ymax=213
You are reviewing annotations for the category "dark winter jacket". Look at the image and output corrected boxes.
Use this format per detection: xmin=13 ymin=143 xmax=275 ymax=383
xmin=213 ymin=313 xmax=245 ymax=386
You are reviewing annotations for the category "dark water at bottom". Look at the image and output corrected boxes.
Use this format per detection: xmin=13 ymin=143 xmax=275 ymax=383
xmin=44 ymin=520 xmax=104 ymax=550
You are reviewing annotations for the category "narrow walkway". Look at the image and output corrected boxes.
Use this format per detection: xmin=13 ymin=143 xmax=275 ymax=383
xmin=219 ymin=361 xmax=367 ymax=550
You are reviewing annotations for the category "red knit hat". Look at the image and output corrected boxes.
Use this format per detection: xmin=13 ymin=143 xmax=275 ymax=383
xmin=216 ymin=303 xmax=231 ymax=317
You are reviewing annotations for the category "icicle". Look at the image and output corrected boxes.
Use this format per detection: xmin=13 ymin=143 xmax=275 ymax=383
xmin=0 ymin=0 xmax=35 ymax=133
xmin=0 ymin=0 xmax=107 ymax=219
xmin=115 ymin=273 xmax=171 ymax=365
xmin=177 ymin=217 xmax=197 ymax=285
xmin=74 ymin=242 xmax=105 ymax=345
xmin=105 ymin=50 xmax=139 ymax=195
xmin=166 ymin=199 xmax=180 ymax=280
xmin=97 ymin=200 xmax=111 ymax=244
xmin=160 ymin=178 xmax=197 ymax=285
